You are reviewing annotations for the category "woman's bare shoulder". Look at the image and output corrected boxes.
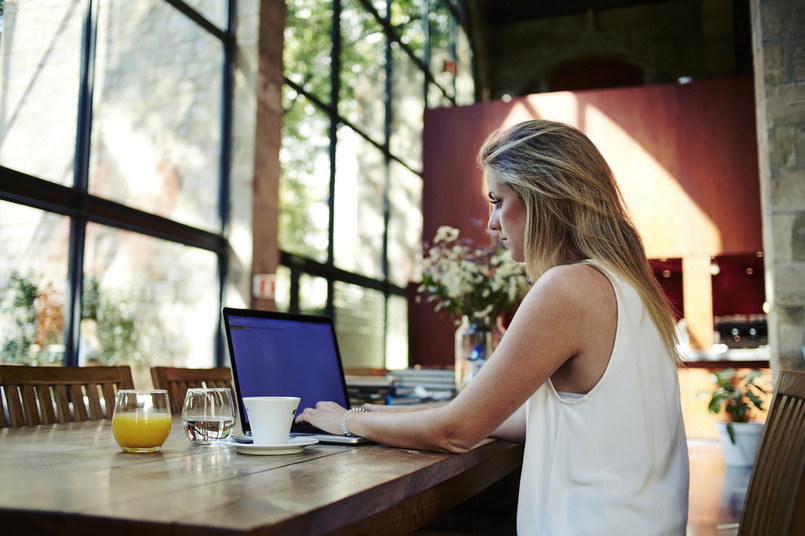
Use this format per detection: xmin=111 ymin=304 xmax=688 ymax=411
xmin=535 ymin=262 xmax=612 ymax=299
xmin=512 ymin=263 xmax=613 ymax=329
xmin=528 ymin=263 xmax=617 ymax=393
xmin=497 ymin=261 xmax=616 ymax=393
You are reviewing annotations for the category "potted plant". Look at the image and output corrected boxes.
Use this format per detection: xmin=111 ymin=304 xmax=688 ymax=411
xmin=704 ymin=368 xmax=770 ymax=467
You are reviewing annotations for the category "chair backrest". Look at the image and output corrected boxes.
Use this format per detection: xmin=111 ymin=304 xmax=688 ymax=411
xmin=150 ymin=366 xmax=234 ymax=414
xmin=0 ymin=365 xmax=135 ymax=428
xmin=738 ymin=369 xmax=805 ymax=536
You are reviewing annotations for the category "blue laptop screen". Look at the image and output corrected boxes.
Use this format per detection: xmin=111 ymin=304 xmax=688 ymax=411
xmin=224 ymin=311 xmax=350 ymax=430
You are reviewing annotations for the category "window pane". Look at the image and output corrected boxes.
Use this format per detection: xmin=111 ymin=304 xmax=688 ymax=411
xmin=340 ymin=0 xmax=386 ymax=145
xmin=89 ymin=0 xmax=223 ymax=232
xmin=0 ymin=202 xmax=70 ymax=365
xmin=182 ymin=0 xmax=229 ymax=30
xmin=284 ymin=0 xmax=332 ymax=105
xmin=334 ymin=282 xmax=384 ymax=369
xmin=83 ymin=223 xmax=219 ymax=387
xmin=280 ymin=91 xmax=331 ymax=263
xmin=274 ymin=265 xmax=292 ymax=312
xmin=334 ymin=126 xmax=384 ymax=279
xmin=428 ymin=0 xmax=455 ymax=99
xmin=386 ymin=294 xmax=408 ymax=369
xmin=272 ymin=267 xmax=329 ymax=315
xmin=455 ymin=23 xmax=474 ymax=105
xmin=388 ymin=161 xmax=422 ymax=287
xmin=390 ymin=41 xmax=424 ymax=171
xmin=0 ymin=1 xmax=81 ymax=185
xmin=299 ymin=273 xmax=328 ymax=314
xmin=428 ymin=83 xmax=454 ymax=109
xmin=391 ymin=0 xmax=425 ymax=58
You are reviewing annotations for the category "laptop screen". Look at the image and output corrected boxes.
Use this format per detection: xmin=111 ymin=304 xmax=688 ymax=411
xmin=222 ymin=308 xmax=351 ymax=434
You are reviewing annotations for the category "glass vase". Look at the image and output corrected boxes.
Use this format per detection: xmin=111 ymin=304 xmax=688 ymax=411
xmin=455 ymin=315 xmax=493 ymax=392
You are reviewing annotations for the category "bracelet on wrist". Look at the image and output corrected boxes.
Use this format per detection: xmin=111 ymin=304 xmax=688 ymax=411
xmin=341 ymin=407 xmax=367 ymax=436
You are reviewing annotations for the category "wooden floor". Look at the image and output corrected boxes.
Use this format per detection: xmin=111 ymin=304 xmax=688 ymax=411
xmin=687 ymin=440 xmax=749 ymax=536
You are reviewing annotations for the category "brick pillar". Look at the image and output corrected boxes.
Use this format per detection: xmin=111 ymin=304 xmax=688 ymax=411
xmin=751 ymin=0 xmax=805 ymax=377
xmin=250 ymin=0 xmax=285 ymax=311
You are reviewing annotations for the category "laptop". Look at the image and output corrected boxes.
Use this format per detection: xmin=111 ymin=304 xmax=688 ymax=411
xmin=221 ymin=307 xmax=368 ymax=444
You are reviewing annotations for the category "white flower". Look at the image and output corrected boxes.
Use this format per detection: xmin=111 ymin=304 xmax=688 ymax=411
xmin=419 ymin=227 xmax=530 ymax=323
xmin=434 ymin=225 xmax=460 ymax=244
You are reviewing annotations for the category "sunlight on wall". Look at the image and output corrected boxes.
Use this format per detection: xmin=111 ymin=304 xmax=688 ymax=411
xmin=583 ymin=106 xmax=722 ymax=257
xmin=501 ymin=92 xmax=723 ymax=257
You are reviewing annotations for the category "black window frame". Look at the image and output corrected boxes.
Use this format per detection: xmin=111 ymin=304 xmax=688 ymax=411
xmin=279 ymin=0 xmax=469 ymax=367
xmin=0 ymin=0 xmax=236 ymax=367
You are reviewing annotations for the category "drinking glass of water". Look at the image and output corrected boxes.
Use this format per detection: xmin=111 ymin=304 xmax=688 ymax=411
xmin=181 ymin=388 xmax=236 ymax=446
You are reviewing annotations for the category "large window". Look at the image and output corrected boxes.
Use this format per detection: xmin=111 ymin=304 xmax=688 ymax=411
xmin=0 ymin=0 xmax=475 ymax=380
xmin=279 ymin=0 xmax=473 ymax=370
xmin=0 ymin=0 xmax=233 ymax=387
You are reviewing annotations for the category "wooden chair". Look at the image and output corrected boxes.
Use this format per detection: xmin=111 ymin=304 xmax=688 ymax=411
xmin=738 ymin=369 xmax=805 ymax=535
xmin=0 ymin=365 xmax=135 ymax=428
xmin=150 ymin=366 xmax=234 ymax=415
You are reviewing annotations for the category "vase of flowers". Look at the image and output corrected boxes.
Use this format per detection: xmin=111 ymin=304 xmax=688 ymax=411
xmin=418 ymin=226 xmax=530 ymax=391
xmin=453 ymin=315 xmax=493 ymax=391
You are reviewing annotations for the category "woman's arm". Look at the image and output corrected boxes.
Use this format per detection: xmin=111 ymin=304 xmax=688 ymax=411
xmin=490 ymin=403 xmax=526 ymax=443
xmin=360 ymin=401 xmax=447 ymax=413
xmin=296 ymin=264 xmax=615 ymax=453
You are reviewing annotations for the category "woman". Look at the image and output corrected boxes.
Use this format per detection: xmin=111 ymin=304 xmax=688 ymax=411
xmin=296 ymin=119 xmax=689 ymax=535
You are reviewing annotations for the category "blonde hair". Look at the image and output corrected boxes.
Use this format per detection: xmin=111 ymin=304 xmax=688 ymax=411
xmin=478 ymin=120 xmax=681 ymax=364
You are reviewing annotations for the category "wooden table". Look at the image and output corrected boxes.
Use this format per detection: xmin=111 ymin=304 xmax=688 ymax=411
xmin=0 ymin=417 xmax=524 ymax=535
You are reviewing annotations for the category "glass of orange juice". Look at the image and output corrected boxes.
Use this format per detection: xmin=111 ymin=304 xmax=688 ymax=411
xmin=112 ymin=390 xmax=172 ymax=453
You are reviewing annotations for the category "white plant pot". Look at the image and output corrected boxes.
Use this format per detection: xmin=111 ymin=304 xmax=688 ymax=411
xmin=715 ymin=421 xmax=765 ymax=467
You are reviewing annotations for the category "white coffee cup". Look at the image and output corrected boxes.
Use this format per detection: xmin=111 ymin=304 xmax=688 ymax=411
xmin=243 ymin=396 xmax=301 ymax=445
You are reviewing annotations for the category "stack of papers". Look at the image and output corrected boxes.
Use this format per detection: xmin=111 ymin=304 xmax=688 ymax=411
xmin=346 ymin=368 xmax=456 ymax=406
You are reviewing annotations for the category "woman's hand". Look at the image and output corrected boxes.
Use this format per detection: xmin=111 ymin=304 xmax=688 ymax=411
xmin=295 ymin=401 xmax=349 ymax=435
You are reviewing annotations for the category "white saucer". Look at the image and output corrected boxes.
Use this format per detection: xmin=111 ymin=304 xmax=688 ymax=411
xmin=229 ymin=436 xmax=319 ymax=456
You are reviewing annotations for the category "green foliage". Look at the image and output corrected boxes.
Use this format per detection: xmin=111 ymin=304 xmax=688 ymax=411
xmin=94 ymin=301 xmax=141 ymax=365
xmin=1 ymin=272 xmax=39 ymax=363
xmin=279 ymin=1 xmax=462 ymax=270
xmin=82 ymin=277 xmax=144 ymax=366
xmin=390 ymin=0 xmax=425 ymax=54
xmin=0 ymin=272 xmax=144 ymax=367
xmin=284 ymin=0 xmax=332 ymax=100
xmin=82 ymin=277 xmax=101 ymax=320
xmin=279 ymin=1 xmax=334 ymax=261
xmin=704 ymin=368 xmax=769 ymax=444
xmin=279 ymin=1 xmax=421 ymax=262
xmin=278 ymin=91 xmax=330 ymax=261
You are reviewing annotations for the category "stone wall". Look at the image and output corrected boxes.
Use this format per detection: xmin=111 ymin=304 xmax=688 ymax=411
xmin=474 ymin=0 xmax=751 ymax=98
xmin=752 ymin=0 xmax=805 ymax=376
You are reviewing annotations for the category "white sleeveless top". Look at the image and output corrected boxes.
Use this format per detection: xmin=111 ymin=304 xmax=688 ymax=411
xmin=517 ymin=262 xmax=689 ymax=535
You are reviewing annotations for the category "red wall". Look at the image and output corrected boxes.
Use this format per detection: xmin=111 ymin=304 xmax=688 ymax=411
xmin=411 ymin=78 xmax=762 ymax=367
